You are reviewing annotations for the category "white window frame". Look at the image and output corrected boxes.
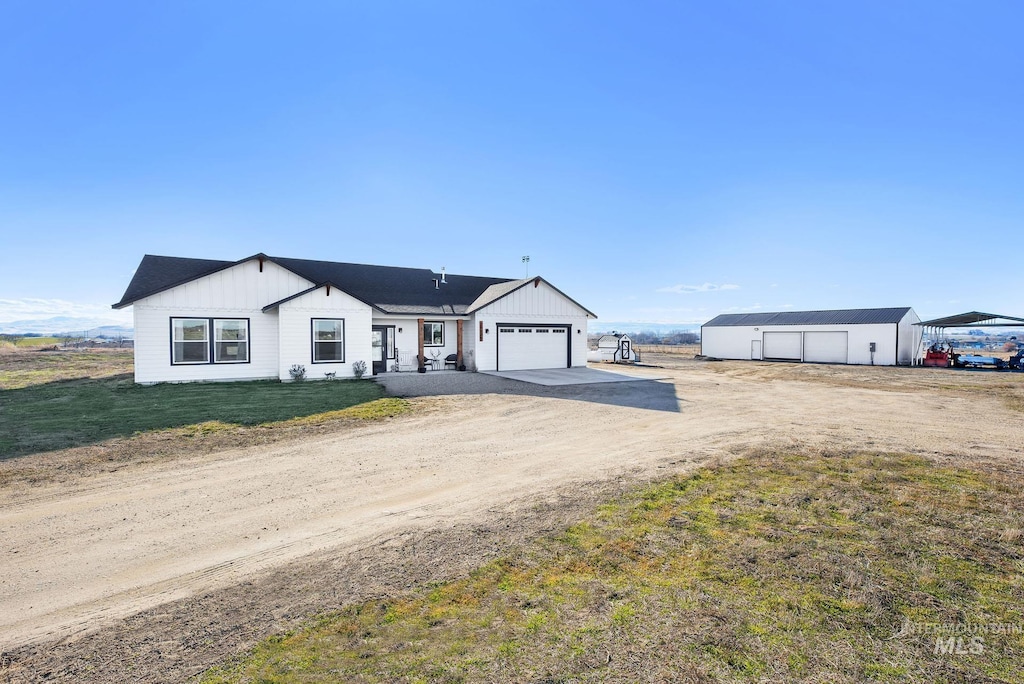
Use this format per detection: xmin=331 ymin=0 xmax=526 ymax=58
xmin=423 ymin=321 xmax=444 ymax=347
xmin=171 ymin=317 xmax=251 ymax=365
xmin=213 ymin=319 xmax=249 ymax=364
xmin=171 ymin=318 xmax=210 ymax=365
xmin=312 ymin=318 xmax=345 ymax=364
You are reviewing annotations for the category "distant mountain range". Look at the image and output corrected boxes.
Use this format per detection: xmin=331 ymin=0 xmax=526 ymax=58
xmin=590 ymin=321 xmax=700 ymax=335
xmin=0 ymin=317 xmax=134 ymax=337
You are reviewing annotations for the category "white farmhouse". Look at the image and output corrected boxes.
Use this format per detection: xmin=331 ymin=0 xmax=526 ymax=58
xmin=700 ymin=307 xmax=922 ymax=366
xmin=113 ymin=253 xmax=596 ymax=383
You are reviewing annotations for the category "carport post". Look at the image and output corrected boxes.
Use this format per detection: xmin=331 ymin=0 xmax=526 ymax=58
xmin=456 ymin=320 xmax=464 ymax=369
xmin=417 ymin=318 xmax=425 ymax=372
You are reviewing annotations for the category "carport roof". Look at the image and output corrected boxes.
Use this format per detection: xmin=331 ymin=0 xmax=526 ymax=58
xmin=915 ymin=311 xmax=1024 ymax=328
xmin=704 ymin=307 xmax=913 ymax=327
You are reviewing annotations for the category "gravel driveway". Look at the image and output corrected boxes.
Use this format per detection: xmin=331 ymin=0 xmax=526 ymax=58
xmin=3 ymin=357 xmax=1022 ymax=682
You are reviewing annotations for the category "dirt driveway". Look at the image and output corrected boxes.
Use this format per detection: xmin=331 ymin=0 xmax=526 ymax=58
xmin=2 ymin=358 xmax=1023 ymax=682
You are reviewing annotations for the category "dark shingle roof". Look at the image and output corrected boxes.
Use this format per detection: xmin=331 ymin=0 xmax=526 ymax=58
xmin=113 ymin=255 xmax=235 ymax=308
xmin=113 ymin=254 xmax=515 ymax=315
xmin=703 ymin=307 xmax=913 ymax=327
xmin=269 ymin=257 xmax=512 ymax=314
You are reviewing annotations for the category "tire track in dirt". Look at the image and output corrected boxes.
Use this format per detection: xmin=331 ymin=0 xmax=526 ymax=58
xmin=2 ymin=361 xmax=1022 ymax=682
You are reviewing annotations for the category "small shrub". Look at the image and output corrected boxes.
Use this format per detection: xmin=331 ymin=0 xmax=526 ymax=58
xmin=352 ymin=360 xmax=367 ymax=379
xmin=288 ymin=364 xmax=307 ymax=381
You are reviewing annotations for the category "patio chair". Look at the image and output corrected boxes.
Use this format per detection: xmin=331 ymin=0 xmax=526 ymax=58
xmin=396 ymin=350 xmax=416 ymax=371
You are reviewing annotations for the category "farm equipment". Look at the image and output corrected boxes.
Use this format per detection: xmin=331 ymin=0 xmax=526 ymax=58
xmin=923 ymin=341 xmax=953 ymax=367
xmin=922 ymin=340 xmax=1019 ymax=370
xmin=957 ymin=354 xmax=1006 ymax=369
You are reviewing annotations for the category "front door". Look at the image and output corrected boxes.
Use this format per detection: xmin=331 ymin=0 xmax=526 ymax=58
xmin=371 ymin=326 xmax=386 ymax=375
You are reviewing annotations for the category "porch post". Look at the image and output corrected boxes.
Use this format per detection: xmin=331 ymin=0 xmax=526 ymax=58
xmin=417 ymin=318 xmax=425 ymax=372
xmin=456 ymin=320 xmax=464 ymax=370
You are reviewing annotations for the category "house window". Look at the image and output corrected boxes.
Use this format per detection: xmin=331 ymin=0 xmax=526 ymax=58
xmin=171 ymin=318 xmax=250 ymax=365
xmin=214 ymin=319 xmax=249 ymax=363
xmin=312 ymin=319 xmax=345 ymax=363
xmin=423 ymin=321 xmax=444 ymax=347
xmin=172 ymin=317 xmax=249 ymax=366
xmin=172 ymin=318 xmax=209 ymax=364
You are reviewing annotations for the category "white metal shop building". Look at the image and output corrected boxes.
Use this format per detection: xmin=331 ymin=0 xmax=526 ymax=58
xmin=700 ymin=307 xmax=922 ymax=366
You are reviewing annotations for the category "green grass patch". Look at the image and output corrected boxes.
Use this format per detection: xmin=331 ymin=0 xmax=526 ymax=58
xmin=0 ymin=374 xmax=407 ymax=458
xmin=202 ymin=452 xmax=1024 ymax=683
xmin=12 ymin=336 xmax=61 ymax=347
xmin=280 ymin=397 xmax=411 ymax=424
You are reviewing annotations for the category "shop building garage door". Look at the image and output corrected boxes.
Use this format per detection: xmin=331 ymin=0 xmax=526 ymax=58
xmin=803 ymin=331 xmax=849 ymax=364
xmin=762 ymin=331 xmax=802 ymax=360
xmin=497 ymin=325 xmax=570 ymax=371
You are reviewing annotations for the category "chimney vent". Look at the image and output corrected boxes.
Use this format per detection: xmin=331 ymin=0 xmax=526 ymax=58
xmin=441 ymin=267 xmax=447 ymax=284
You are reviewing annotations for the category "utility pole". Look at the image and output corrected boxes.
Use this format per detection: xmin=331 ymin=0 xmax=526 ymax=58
xmin=522 ymin=255 xmax=530 ymax=277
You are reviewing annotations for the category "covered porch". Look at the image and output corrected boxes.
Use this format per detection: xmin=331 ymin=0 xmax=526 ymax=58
xmin=370 ymin=316 xmax=468 ymax=374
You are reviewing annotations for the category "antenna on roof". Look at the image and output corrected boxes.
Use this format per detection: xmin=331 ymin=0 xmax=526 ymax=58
xmin=522 ymin=255 xmax=530 ymax=277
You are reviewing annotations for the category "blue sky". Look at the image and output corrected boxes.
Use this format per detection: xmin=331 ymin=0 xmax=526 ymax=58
xmin=1 ymin=1 xmax=1021 ymax=328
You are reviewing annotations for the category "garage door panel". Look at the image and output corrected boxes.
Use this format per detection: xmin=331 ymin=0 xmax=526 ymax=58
xmin=498 ymin=325 xmax=569 ymax=371
xmin=804 ymin=331 xmax=848 ymax=364
xmin=762 ymin=332 xmax=802 ymax=360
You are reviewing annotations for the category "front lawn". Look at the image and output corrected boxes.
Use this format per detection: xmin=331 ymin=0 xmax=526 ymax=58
xmin=0 ymin=369 xmax=396 ymax=458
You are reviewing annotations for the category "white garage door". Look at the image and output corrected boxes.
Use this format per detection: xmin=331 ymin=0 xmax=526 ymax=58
xmin=763 ymin=332 xmax=802 ymax=360
xmin=803 ymin=331 xmax=849 ymax=364
xmin=498 ymin=325 xmax=569 ymax=371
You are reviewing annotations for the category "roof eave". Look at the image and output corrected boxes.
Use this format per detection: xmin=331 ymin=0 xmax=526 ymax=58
xmin=113 ymin=253 xmax=276 ymax=309
xmin=466 ymin=276 xmax=597 ymax=318
xmin=262 ymin=281 xmax=384 ymax=313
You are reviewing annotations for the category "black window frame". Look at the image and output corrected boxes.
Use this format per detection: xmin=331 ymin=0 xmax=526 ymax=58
xmin=311 ymin=318 xmax=346 ymax=364
xmin=169 ymin=317 xmax=251 ymax=366
xmin=423 ymin=320 xmax=445 ymax=347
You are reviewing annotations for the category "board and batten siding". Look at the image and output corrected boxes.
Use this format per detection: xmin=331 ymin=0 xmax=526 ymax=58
xmin=470 ymin=280 xmax=590 ymax=372
xmin=132 ymin=259 xmax=312 ymax=383
xmin=277 ymin=287 xmax=373 ymax=380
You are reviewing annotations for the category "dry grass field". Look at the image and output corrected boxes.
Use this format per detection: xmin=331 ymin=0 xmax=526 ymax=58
xmin=2 ymin=349 xmax=1023 ymax=683
xmin=634 ymin=343 xmax=702 ymax=356
xmin=205 ymin=450 xmax=1024 ymax=683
